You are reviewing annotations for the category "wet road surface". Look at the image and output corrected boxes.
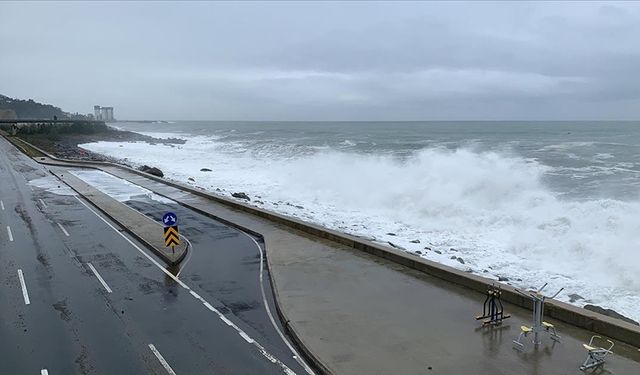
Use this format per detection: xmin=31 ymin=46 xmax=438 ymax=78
xmin=0 ymin=137 xmax=310 ymax=374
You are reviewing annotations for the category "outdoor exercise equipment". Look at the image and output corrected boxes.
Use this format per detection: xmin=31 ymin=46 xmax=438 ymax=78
xmin=512 ymin=283 xmax=563 ymax=350
xmin=579 ymin=335 xmax=614 ymax=371
xmin=475 ymin=284 xmax=511 ymax=325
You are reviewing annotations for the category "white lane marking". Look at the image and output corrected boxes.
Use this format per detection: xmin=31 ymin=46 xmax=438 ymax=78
xmin=148 ymin=344 xmax=177 ymax=375
xmin=202 ymin=301 xmax=216 ymax=312
xmin=39 ymin=199 xmax=47 ymax=208
xmin=189 ymin=290 xmax=200 ymax=299
xmin=0 ymin=200 xmax=4 ymax=210
xmin=74 ymin=196 xmax=296 ymax=374
xmin=219 ymin=314 xmax=234 ymax=326
xmin=18 ymin=269 xmax=30 ymax=305
xmin=57 ymin=223 xmax=70 ymax=237
xmin=41 ymin=369 xmax=49 ymax=375
xmin=7 ymin=226 xmax=13 ymax=242
xmin=241 ymin=232 xmax=315 ymax=374
xmin=239 ymin=331 xmax=255 ymax=344
xmin=87 ymin=263 xmax=113 ymax=293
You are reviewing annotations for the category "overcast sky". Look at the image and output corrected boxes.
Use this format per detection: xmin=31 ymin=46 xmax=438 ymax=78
xmin=1 ymin=1 xmax=640 ymax=120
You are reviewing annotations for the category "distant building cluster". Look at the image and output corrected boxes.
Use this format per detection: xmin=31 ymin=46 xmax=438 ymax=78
xmin=94 ymin=105 xmax=115 ymax=122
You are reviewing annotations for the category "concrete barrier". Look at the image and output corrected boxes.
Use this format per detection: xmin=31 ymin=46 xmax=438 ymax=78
xmin=8 ymin=134 xmax=640 ymax=348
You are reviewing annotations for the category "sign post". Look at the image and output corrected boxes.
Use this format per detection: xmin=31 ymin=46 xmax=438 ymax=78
xmin=162 ymin=212 xmax=180 ymax=256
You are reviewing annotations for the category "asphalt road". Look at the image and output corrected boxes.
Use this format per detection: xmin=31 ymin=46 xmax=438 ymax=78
xmin=0 ymin=136 xmax=310 ymax=374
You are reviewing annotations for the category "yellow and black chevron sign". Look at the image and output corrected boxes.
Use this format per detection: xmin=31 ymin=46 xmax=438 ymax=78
xmin=164 ymin=225 xmax=180 ymax=247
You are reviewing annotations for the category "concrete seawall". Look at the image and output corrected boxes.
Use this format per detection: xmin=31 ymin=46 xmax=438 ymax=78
xmin=0 ymin=119 xmax=107 ymax=135
xmin=7 ymin=134 xmax=640 ymax=349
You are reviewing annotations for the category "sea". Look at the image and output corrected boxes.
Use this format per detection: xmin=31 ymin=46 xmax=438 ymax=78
xmin=80 ymin=121 xmax=640 ymax=321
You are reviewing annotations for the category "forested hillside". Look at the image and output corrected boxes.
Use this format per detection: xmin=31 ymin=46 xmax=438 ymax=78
xmin=0 ymin=94 xmax=87 ymax=120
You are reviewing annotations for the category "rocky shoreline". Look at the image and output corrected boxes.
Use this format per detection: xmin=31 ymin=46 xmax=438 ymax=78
xmin=18 ymin=126 xmax=184 ymax=165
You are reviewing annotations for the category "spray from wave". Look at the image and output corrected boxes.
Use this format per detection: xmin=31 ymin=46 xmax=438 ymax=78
xmin=81 ymin=136 xmax=640 ymax=321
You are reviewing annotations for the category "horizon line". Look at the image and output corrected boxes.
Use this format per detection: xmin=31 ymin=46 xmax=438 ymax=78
xmin=112 ymin=119 xmax=640 ymax=123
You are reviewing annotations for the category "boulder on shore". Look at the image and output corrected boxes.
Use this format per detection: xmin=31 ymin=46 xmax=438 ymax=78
xmin=232 ymin=192 xmax=251 ymax=201
xmin=568 ymin=293 xmax=584 ymax=303
xmin=200 ymin=168 xmax=212 ymax=172
xmin=139 ymin=165 xmax=164 ymax=177
xmin=584 ymin=304 xmax=639 ymax=326
xmin=387 ymin=241 xmax=405 ymax=250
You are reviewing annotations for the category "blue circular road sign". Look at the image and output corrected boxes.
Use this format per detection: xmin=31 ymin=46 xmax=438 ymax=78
xmin=162 ymin=212 xmax=178 ymax=226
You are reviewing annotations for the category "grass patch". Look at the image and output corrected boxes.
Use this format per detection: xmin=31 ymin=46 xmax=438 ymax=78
xmin=6 ymin=136 xmax=46 ymax=158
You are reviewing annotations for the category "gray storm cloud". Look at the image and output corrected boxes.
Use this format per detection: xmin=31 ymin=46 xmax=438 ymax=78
xmin=1 ymin=1 xmax=639 ymax=120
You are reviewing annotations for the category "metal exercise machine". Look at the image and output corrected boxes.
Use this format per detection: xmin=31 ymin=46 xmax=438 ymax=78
xmin=513 ymin=283 xmax=563 ymax=350
xmin=580 ymin=335 xmax=614 ymax=371
xmin=475 ymin=284 xmax=511 ymax=326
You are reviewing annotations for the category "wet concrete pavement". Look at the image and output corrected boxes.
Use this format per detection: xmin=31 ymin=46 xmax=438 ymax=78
xmin=0 ymin=136 xmax=309 ymax=374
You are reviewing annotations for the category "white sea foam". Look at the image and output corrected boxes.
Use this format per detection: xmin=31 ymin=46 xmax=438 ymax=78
xmin=69 ymin=169 xmax=174 ymax=204
xmin=80 ymin=137 xmax=640 ymax=321
xmin=28 ymin=176 xmax=76 ymax=196
xmin=594 ymin=153 xmax=615 ymax=160
xmin=339 ymin=140 xmax=356 ymax=147
xmin=137 ymin=131 xmax=190 ymax=140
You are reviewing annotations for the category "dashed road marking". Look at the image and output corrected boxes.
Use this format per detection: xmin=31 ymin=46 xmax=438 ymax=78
xmin=57 ymin=223 xmax=70 ymax=237
xmin=75 ymin=195 xmax=297 ymax=374
xmin=7 ymin=226 xmax=13 ymax=242
xmin=239 ymin=331 xmax=254 ymax=344
xmin=18 ymin=269 xmax=30 ymax=305
xmin=41 ymin=369 xmax=49 ymax=375
xmin=0 ymin=200 xmax=4 ymax=210
xmin=148 ymin=344 xmax=177 ymax=375
xmin=189 ymin=290 xmax=200 ymax=299
xmin=87 ymin=262 xmax=112 ymax=293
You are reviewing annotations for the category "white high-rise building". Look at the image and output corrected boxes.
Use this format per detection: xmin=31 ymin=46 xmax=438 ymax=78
xmin=102 ymin=107 xmax=114 ymax=121
xmin=93 ymin=105 xmax=115 ymax=121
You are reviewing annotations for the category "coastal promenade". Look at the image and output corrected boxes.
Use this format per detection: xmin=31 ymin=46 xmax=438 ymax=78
xmin=14 ymin=136 xmax=640 ymax=374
